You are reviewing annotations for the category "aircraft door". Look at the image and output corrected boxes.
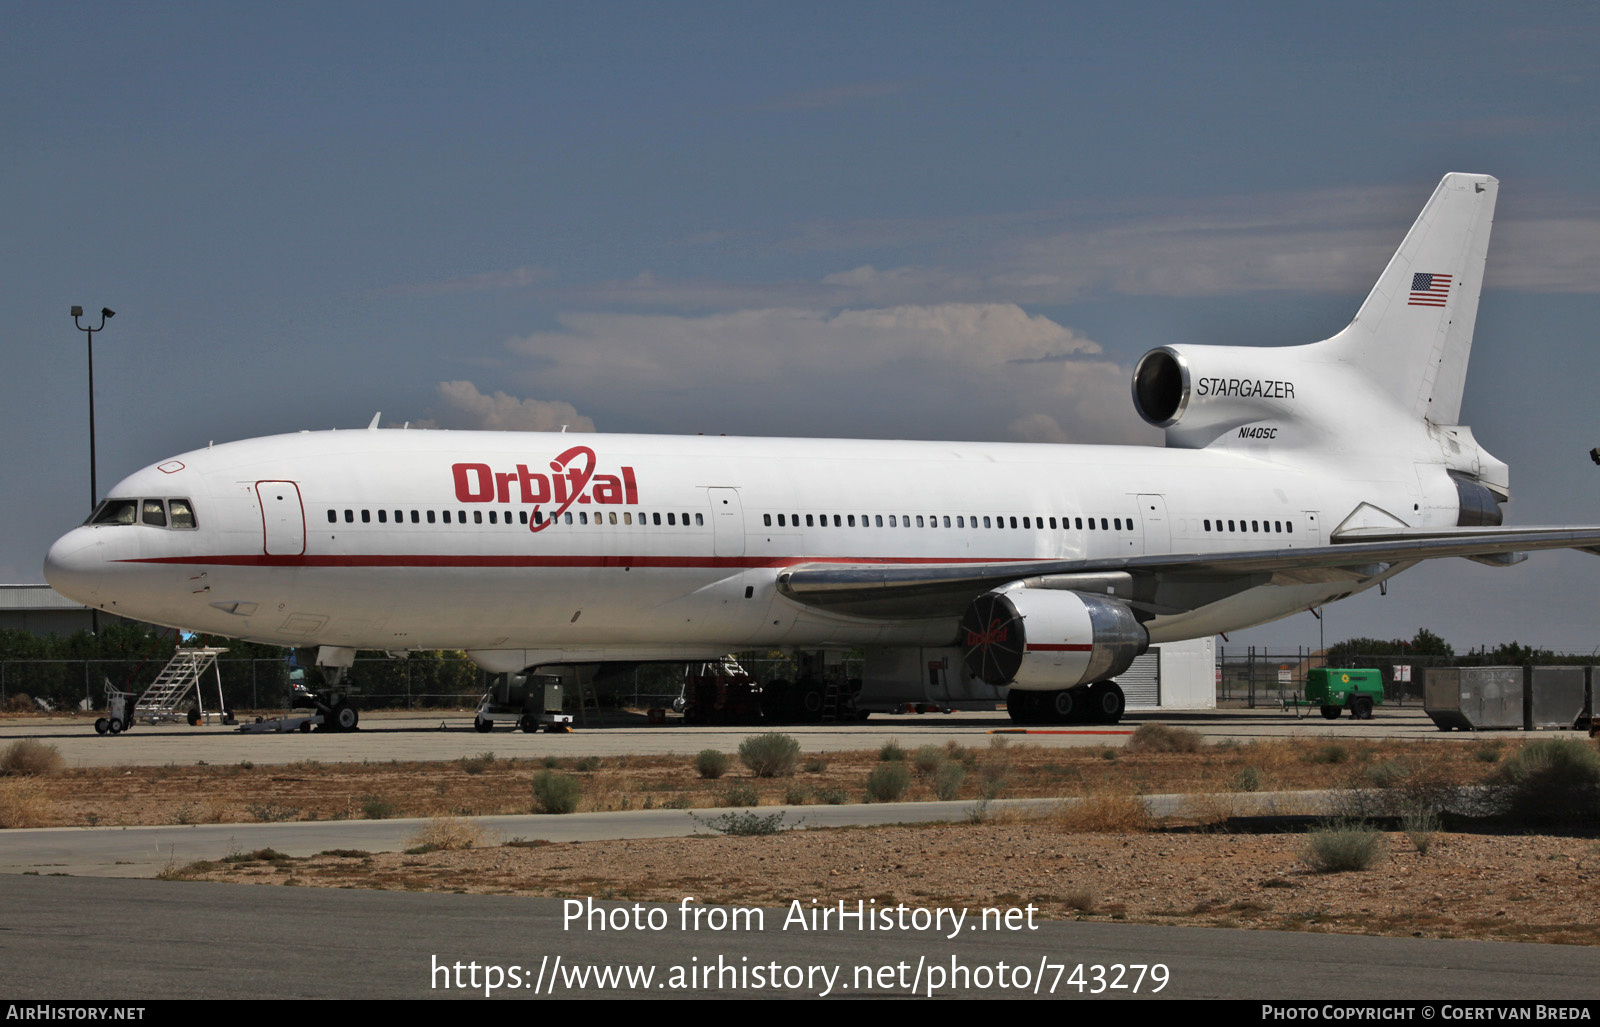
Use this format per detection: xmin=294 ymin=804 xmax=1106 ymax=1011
xmin=256 ymin=481 xmax=306 ymax=556
xmin=707 ymin=488 xmax=745 ymax=558
xmin=1137 ymin=494 xmax=1170 ymax=556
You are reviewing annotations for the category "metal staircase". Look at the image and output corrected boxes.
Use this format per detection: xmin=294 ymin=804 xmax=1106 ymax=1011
xmin=133 ymin=647 xmax=231 ymax=725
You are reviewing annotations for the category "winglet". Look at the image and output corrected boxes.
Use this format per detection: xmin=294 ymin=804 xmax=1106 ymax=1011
xmin=368 ymin=412 xmax=382 ymax=430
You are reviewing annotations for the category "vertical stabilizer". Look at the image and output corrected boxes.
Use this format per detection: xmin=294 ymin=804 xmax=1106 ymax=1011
xmin=1324 ymin=173 xmax=1497 ymax=424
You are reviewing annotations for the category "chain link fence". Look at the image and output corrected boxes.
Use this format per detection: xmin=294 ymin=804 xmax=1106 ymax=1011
xmin=1217 ymin=647 xmax=1600 ymax=707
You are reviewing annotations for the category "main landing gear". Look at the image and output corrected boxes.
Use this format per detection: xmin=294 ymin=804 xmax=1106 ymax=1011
xmin=1005 ymin=681 xmax=1125 ymax=725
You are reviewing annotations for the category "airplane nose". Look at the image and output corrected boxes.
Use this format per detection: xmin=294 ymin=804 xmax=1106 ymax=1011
xmin=43 ymin=529 xmax=103 ymax=605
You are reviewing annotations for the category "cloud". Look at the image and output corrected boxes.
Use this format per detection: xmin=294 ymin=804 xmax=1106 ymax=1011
xmin=384 ymin=266 xmax=551 ymax=297
xmin=419 ymin=381 xmax=595 ymax=432
xmin=500 ymin=303 xmax=1157 ymax=445
xmin=509 ymin=303 xmax=1099 ymax=390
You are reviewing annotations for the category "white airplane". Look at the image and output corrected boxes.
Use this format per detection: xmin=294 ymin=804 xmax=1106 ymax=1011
xmin=44 ymin=173 xmax=1600 ymax=727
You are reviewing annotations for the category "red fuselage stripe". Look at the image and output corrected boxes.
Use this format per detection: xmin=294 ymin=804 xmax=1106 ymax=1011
xmin=115 ymin=554 xmax=1048 ymax=569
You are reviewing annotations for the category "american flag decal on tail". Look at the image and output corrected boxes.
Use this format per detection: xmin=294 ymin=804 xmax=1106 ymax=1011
xmin=1408 ymin=272 xmax=1452 ymax=306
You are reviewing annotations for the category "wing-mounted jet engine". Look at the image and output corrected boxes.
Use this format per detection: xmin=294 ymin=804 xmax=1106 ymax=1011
xmin=960 ymin=587 xmax=1147 ymax=724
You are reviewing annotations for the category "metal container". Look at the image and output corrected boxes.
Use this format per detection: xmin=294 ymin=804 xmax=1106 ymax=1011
xmin=1424 ymin=666 xmax=1522 ymax=730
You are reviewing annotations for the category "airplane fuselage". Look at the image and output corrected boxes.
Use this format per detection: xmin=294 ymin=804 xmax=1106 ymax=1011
xmin=44 ymin=427 xmax=1449 ymax=670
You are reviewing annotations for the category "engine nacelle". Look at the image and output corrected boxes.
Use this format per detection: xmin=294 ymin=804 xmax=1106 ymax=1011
xmin=959 ymin=589 xmax=1147 ymax=690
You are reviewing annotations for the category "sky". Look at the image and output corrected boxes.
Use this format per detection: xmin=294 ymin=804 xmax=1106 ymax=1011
xmin=4 ymin=2 xmax=1599 ymax=654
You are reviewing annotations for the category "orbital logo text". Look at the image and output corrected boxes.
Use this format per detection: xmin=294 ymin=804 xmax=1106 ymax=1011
xmin=451 ymin=446 xmax=639 ymax=533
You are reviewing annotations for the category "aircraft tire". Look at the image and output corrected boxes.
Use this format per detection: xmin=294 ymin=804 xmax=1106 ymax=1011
xmin=187 ymin=707 xmax=202 ymax=727
xmin=94 ymin=718 xmax=109 ymax=735
xmin=1320 ymin=705 xmax=1342 ymax=720
xmin=1005 ymin=689 xmax=1034 ymax=723
xmin=789 ymin=677 xmax=825 ymax=722
xmin=1089 ymin=682 xmax=1126 ymax=724
xmin=474 ymin=717 xmax=494 ymax=733
xmin=107 ymin=718 xmax=122 ymax=735
xmin=1046 ymin=688 xmax=1078 ymax=724
xmin=332 ymin=703 xmax=359 ymax=731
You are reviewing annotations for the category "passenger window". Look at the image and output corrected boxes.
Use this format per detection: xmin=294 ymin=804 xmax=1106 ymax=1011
xmin=1049 ymin=517 xmax=1056 ymax=529
xmin=983 ymin=516 xmax=991 ymax=528
xmin=653 ymin=513 xmax=661 ymax=525
xmin=889 ymin=515 xmax=897 ymax=527
xmin=1274 ymin=520 xmax=1282 ymax=533
xmin=1286 ymin=520 xmax=1293 ymax=532
xmin=848 ymin=514 xmax=856 ymax=527
xmin=668 ymin=513 xmax=677 ymax=525
xmin=579 ymin=512 xmax=588 ymax=525
xmin=534 ymin=511 xmax=544 ymax=525
xmin=344 ymin=510 xmax=354 ymax=523
xmin=763 ymin=514 xmax=772 ymax=527
xmin=378 ymin=510 xmax=388 ymax=524
xmin=442 ymin=511 xmax=451 ymax=524
xmin=564 ymin=513 xmax=573 ymax=524
xmin=327 ymin=510 xmax=337 ymax=524
xmin=361 ymin=510 xmax=371 ymax=523
xmin=623 ymin=512 xmax=632 ymax=525
xmin=1075 ymin=517 xmax=1083 ymax=529
xmin=1088 ymin=518 xmax=1095 ymax=530
xmin=695 ymin=513 xmax=704 ymax=526
xmin=411 ymin=511 xmax=419 ymax=523
xmin=395 ymin=510 xmax=403 ymax=523
xmin=486 ymin=511 xmax=494 ymax=524
xmin=1204 ymin=519 xmax=1211 ymax=531
xmin=1251 ymin=520 xmax=1259 ymax=532
xmin=427 ymin=510 xmax=436 ymax=524
xmin=806 ymin=514 xmax=814 ymax=527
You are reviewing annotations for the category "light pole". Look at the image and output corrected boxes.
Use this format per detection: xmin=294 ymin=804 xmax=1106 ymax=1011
xmin=70 ymin=306 xmax=114 ymax=513
xmin=71 ymin=305 xmax=114 ymax=635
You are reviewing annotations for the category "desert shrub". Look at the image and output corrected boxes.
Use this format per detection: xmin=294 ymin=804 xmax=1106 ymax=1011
xmin=407 ymin=816 xmax=487 ymax=852
xmin=1403 ymin=810 xmax=1440 ymax=855
xmin=1363 ymin=760 xmax=1409 ymax=787
xmin=1056 ymin=793 xmax=1152 ymax=833
xmin=359 ymin=795 xmax=399 ymax=819
xmin=933 ymin=762 xmax=966 ymax=800
xmin=720 ymin=782 xmax=759 ymax=807
xmin=1230 ymin=766 xmax=1264 ymax=792
xmin=1125 ymin=723 xmax=1202 ymax=754
xmin=572 ymin=756 xmax=602 ymax=772
xmin=802 ymin=756 xmax=828 ymax=774
xmin=878 ymin=740 xmax=906 ymax=762
xmin=3 ymin=694 xmax=36 ymax=714
xmin=783 ymin=786 xmax=809 ymax=805
xmin=458 ymin=751 xmax=495 ymax=775
xmin=1307 ymin=743 xmax=1350 ymax=765
xmin=531 ymin=771 xmax=582 ymax=814
xmin=1488 ymin=738 xmax=1600 ymax=824
xmin=738 ymin=733 xmax=800 ymax=778
xmin=695 ymin=749 xmax=729 ymax=779
xmin=0 ymin=740 xmax=64 ymax=777
xmin=865 ymin=763 xmax=911 ymax=802
xmin=912 ymin=745 xmax=947 ymax=780
xmin=695 ymin=810 xmax=792 ymax=836
xmin=1301 ymin=822 xmax=1386 ymax=873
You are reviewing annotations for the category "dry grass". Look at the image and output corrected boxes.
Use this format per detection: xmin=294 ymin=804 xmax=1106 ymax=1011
xmin=1052 ymin=792 xmax=1152 ymax=833
xmin=0 ymin=779 xmax=52 ymax=828
xmin=0 ymin=739 xmax=65 ymax=777
xmin=0 ymin=739 xmax=1516 ymax=829
xmin=406 ymin=816 xmax=491 ymax=852
xmin=1125 ymin=723 xmax=1203 ymax=754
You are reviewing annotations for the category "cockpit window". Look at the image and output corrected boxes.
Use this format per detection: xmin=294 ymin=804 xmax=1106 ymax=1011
xmin=88 ymin=500 xmax=138 ymax=526
xmin=86 ymin=497 xmax=198 ymax=529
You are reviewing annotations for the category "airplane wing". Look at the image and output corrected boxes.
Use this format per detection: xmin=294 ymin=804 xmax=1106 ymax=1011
xmin=775 ymin=526 xmax=1600 ymax=619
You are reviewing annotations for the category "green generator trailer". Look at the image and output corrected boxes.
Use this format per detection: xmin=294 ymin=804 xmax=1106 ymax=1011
xmin=1285 ymin=668 xmax=1386 ymax=720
